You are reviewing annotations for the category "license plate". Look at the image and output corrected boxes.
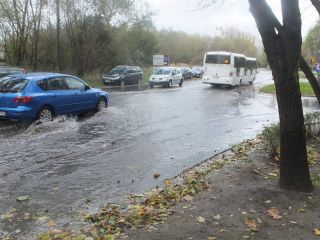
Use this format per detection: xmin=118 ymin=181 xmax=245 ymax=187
xmin=0 ymin=111 xmax=6 ymax=117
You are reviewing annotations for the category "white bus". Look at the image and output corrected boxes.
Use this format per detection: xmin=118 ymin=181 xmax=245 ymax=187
xmin=202 ymin=51 xmax=257 ymax=87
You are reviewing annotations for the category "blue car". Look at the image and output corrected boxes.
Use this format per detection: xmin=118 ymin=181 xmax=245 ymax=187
xmin=0 ymin=73 xmax=109 ymax=122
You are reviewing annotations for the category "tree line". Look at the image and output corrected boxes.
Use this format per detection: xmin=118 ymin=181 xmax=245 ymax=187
xmin=303 ymin=20 xmax=320 ymax=67
xmin=0 ymin=0 xmax=259 ymax=76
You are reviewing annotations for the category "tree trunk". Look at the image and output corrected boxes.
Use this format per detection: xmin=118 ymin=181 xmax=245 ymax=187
xmin=249 ymin=0 xmax=313 ymax=192
xmin=300 ymin=56 xmax=320 ymax=105
xmin=56 ymin=0 xmax=63 ymax=71
xmin=311 ymin=0 xmax=320 ymax=15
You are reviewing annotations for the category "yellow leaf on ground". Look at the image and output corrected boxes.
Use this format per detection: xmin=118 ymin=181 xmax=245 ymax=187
xmin=183 ymin=195 xmax=194 ymax=202
xmin=196 ymin=216 xmax=206 ymax=223
xmin=267 ymin=208 xmax=282 ymax=219
xmin=268 ymin=172 xmax=278 ymax=177
xmin=314 ymin=228 xmax=320 ymax=236
xmin=244 ymin=219 xmax=258 ymax=231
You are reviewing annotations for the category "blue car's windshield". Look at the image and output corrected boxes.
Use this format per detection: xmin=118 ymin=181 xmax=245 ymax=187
xmin=154 ymin=68 xmax=172 ymax=75
xmin=0 ymin=77 xmax=28 ymax=93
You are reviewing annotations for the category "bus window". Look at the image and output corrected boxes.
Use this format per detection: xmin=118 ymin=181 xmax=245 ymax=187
xmin=205 ymin=55 xmax=231 ymax=65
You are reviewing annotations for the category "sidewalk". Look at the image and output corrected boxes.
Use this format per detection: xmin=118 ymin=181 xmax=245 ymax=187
xmin=125 ymin=139 xmax=320 ymax=240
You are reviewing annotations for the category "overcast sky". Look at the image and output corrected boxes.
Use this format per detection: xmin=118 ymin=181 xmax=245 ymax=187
xmin=147 ymin=0 xmax=319 ymax=38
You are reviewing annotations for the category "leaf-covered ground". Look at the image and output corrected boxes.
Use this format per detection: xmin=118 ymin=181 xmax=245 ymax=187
xmin=126 ymin=138 xmax=320 ymax=240
xmin=7 ymin=137 xmax=319 ymax=240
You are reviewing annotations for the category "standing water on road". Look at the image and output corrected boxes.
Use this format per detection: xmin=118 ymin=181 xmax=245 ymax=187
xmin=0 ymin=70 xmax=318 ymax=238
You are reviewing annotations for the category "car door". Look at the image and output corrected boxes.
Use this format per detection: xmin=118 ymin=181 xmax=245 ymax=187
xmin=41 ymin=77 xmax=72 ymax=114
xmin=64 ymin=76 xmax=97 ymax=112
xmin=176 ymin=69 xmax=182 ymax=83
xmin=173 ymin=69 xmax=180 ymax=84
xmin=126 ymin=68 xmax=136 ymax=85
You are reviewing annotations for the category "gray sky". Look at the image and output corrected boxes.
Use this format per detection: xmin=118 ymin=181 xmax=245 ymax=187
xmin=148 ymin=0 xmax=319 ymax=38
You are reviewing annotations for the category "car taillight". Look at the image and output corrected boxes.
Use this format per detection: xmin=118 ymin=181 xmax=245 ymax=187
xmin=13 ymin=96 xmax=33 ymax=103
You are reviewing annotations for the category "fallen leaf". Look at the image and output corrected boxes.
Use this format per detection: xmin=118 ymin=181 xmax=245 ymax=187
xmin=314 ymin=228 xmax=320 ymax=236
xmin=183 ymin=195 xmax=194 ymax=202
xmin=118 ymin=218 xmax=126 ymax=224
xmin=164 ymin=179 xmax=174 ymax=186
xmin=153 ymin=173 xmax=161 ymax=179
xmin=16 ymin=196 xmax=30 ymax=202
xmin=268 ymin=172 xmax=278 ymax=177
xmin=242 ymin=236 xmax=251 ymax=239
xmin=244 ymin=219 xmax=258 ymax=231
xmin=208 ymin=237 xmax=216 ymax=240
xmin=196 ymin=216 xmax=206 ymax=223
xmin=298 ymin=209 xmax=306 ymax=213
xmin=267 ymin=208 xmax=282 ymax=219
xmin=37 ymin=216 xmax=49 ymax=223
xmin=48 ymin=220 xmax=58 ymax=227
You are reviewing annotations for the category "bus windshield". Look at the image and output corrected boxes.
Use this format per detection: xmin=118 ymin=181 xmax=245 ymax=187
xmin=205 ymin=54 xmax=231 ymax=65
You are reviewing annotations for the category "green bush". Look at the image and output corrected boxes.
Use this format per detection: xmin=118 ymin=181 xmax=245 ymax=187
xmin=261 ymin=112 xmax=320 ymax=158
xmin=261 ymin=123 xmax=280 ymax=158
xmin=305 ymin=112 xmax=320 ymax=138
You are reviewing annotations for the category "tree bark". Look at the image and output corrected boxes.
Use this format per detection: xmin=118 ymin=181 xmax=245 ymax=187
xmin=56 ymin=0 xmax=63 ymax=71
xmin=249 ymin=0 xmax=313 ymax=192
xmin=300 ymin=57 xmax=320 ymax=104
xmin=311 ymin=0 xmax=320 ymax=15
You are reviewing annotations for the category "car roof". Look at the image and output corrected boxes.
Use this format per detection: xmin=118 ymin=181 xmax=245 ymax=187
xmin=114 ymin=65 xmax=141 ymax=68
xmin=5 ymin=72 xmax=77 ymax=81
xmin=157 ymin=67 xmax=174 ymax=69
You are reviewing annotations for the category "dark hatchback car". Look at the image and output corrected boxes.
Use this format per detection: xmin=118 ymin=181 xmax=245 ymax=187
xmin=179 ymin=67 xmax=193 ymax=80
xmin=102 ymin=65 xmax=143 ymax=86
xmin=0 ymin=66 xmax=25 ymax=78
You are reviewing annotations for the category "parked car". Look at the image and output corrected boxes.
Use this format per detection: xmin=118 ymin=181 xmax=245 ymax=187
xmin=0 ymin=66 xmax=25 ymax=78
xmin=149 ymin=67 xmax=183 ymax=88
xmin=191 ymin=66 xmax=204 ymax=78
xmin=179 ymin=67 xmax=193 ymax=80
xmin=102 ymin=65 xmax=143 ymax=86
xmin=0 ymin=73 xmax=109 ymax=122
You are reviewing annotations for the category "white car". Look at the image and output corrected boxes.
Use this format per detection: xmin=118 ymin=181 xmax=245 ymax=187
xmin=149 ymin=67 xmax=184 ymax=88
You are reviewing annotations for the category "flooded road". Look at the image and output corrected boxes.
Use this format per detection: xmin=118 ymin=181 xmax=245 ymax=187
xmin=0 ymin=70 xmax=318 ymax=239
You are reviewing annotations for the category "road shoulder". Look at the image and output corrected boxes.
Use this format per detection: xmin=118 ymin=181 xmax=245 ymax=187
xmin=126 ymin=139 xmax=320 ymax=240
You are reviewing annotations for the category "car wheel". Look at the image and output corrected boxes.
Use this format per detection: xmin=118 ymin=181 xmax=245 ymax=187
xmin=37 ymin=106 xmax=54 ymax=122
xmin=179 ymin=79 xmax=183 ymax=87
xmin=96 ymin=97 xmax=107 ymax=112
xmin=149 ymin=84 xmax=154 ymax=88
xmin=167 ymin=80 xmax=172 ymax=88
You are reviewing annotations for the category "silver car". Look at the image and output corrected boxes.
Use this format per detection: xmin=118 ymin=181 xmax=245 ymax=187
xmin=149 ymin=67 xmax=184 ymax=88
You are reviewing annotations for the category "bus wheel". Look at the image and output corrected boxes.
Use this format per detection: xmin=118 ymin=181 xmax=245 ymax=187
xmin=239 ymin=79 xmax=243 ymax=87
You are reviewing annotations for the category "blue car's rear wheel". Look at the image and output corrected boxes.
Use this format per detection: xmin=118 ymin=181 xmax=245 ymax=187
xmin=37 ymin=106 xmax=54 ymax=122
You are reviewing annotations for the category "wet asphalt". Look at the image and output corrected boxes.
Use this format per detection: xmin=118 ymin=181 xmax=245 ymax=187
xmin=0 ymin=69 xmax=318 ymax=239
